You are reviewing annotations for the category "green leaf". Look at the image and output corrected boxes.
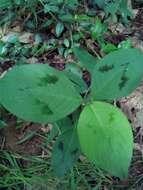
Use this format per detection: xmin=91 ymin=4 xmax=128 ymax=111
xmin=91 ymin=17 xmax=103 ymax=40
xmin=105 ymin=2 xmax=119 ymax=17
xmin=0 ymin=64 xmax=82 ymax=123
xmin=59 ymin=14 xmax=74 ymax=22
xmin=93 ymin=0 xmax=105 ymax=8
xmin=105 ymin=0 xmax=133 ymax=24
xmin=0 ymin=43 xmax=7 ymax=56
xmin=64 ymin=63 xmax=88 ymax=93
xmin=56 ymin=22 xmax=64 ymax=38
xmin=56 ymin=116 xmax=73 ymax=133
xmin=101 ymin=43 xmax=117 ymax=53
xmin=0 ymin=0 xmax=12 ymax=9
xmin=44 ymin=4 xmax=59 ymax=13
xmin=52 ymin=129 xmax=80 ymax=176
xmin=118 ymin=39 xmax=132 ymax=49
xmin=77 ymin=101 xmax=133 ymax=179
xmin=73 ymin=47 xmax=97 ymax=73
xmin=119 ymin=0 xmax=134 ymax=23
xmin=74 ymin=14 xmax=91 ymax=22
xmin=91 ymin=48 xmax=143 ymax=100
xmin=63 ymin=38 xmax=70 ymax=48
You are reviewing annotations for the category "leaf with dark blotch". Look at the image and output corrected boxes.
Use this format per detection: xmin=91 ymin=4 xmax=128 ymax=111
xmin=91 ymin=48 xmax=143 ymax=100
xmin=0 ymin=64 xmax=82 ymax=123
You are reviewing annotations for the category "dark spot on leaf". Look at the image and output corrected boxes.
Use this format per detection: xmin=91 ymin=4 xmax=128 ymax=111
xmin=88 ymin=125 xmax=96 ymax=134
xmin=58 ymin=141 xmax=64 ymax=151
xmin=35 ymin=99 xmax=53 ymax=115
xmin=19 ymin=88 xmax=25 ymax=91
xmin=93 ymin=130 xmax=97 ymax=134
xmin=87 ymin=124 xmax=93 ymax=129
xmin=35 ymin=99 xmax=42 ymax=105
xmin=121 ymin=62 xmax=130 ymax=68
xmin=19 ymin=87 xmax=30 ymax=91
xmin=42 ymin=104 xmax=53 ymax=115
xmin=38 ymin=74 xmax=58 ymax=86
xmin=119 ymin=62 xmax=129 ymax=90
xmin=99 ymin=64 xmax=114 ymax=72
xmin=71 ymin=148 xmax=79 ymax=155
xmin=119 ymin=75 xmax=129 ymax=90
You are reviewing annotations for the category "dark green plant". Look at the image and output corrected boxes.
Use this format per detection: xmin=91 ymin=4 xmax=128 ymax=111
xmin=90 ymin=0 xmax=133 ymax=23
xmin=1 ymin=47 xmax=143 ymax=179
xmin=0 ymin=0 xmax=79 ymax=27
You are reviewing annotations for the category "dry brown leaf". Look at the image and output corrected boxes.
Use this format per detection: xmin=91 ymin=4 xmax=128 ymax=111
xmin=119 ymin=85 xmax=143 ymax=130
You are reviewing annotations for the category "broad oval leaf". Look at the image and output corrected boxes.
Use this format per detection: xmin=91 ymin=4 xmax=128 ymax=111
xmin=0 ymin=64 xmax=82 ymax=123
xmin=77 ymin=101 xmax=133 ymax=179
xmin=91 ymin=48 xmax=143 ymax=100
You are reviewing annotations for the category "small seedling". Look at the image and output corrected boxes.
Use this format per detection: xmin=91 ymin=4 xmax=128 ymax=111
xmin=0 ymin=47 xmax=143 ymax=179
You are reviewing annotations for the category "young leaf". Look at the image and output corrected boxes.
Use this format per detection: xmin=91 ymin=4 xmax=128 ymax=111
xmin=44 ymin=4 xmax=59 ymax=13
xmin=52 ymin=129 xmax=80 ymax=176
xmin=77 ymin=101 xmax=133 ymax=179
xmin=101 ymin=43 xmax=117 ymax=53
xmin=0 ymin=64 xmax=82 ymax=123
xmin=73 ymin=47 xmax=97 ymax=73
xmin=64 ymin=63 xmax=88 ymax=93
xmin=63 ymin=38 xmax=70 ymax=48
xmin=91 ymin=17 xmax=103 ymax=40
xmin=118 ymin=39 xmax=132 ymax=49
xmin=56 ymin=22 xmax=64 ymax=38
xmin=119 ymin=0 xmax=134 ymax=23
xmin=91 ymin=48 xmax=143 ymax=100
